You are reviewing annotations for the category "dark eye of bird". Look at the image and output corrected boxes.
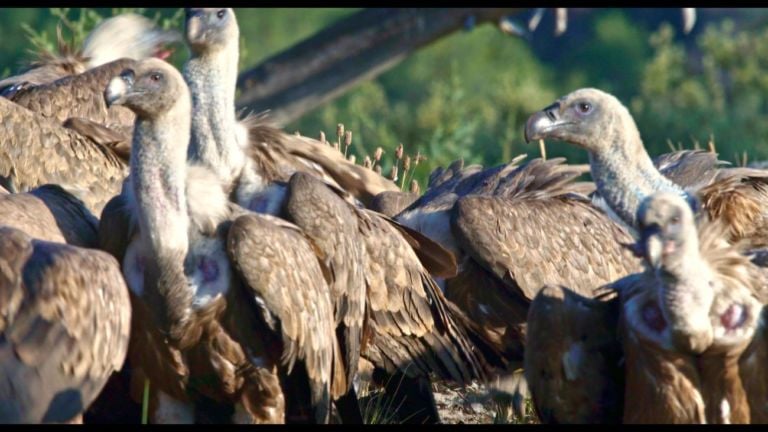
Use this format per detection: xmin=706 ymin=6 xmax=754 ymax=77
xmin=217 ymin=9 xmax=226 ymax=19
xmin=150 ymin=73 xmax=161 ymax=82
xmin=670 ymin=215 xmax=681 ymax=224
xmin=577 ymin=102 xmax=592 ymax=114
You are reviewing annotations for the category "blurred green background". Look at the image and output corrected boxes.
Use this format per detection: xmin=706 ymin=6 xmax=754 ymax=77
xmin=2 ymin=8 xmax=768 ymax=188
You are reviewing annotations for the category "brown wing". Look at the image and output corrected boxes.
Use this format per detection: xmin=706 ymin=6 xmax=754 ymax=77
xmin=226 ymin=212 xmax=336 ymax=423
xmin=0 ymin=227 xmax=130 ymax=423
xmin=380 ymin=215 xmax=458 ymax=279
xmin=0 ymin=97 xmax=127 ymax=215
xmin=0 ymin=185 xmax=98 ymax=248
xmin=63 ymin=117 xmax=131 ymax=162
xmin=452 ymin=193 xmax=640 ymax=301
xmin=359 ymin=209 xmax=495 ymax=383
xmin=524 ymin=285 xmax=624 ymax=424
xmin=654 ymin=149 xmax=723 ymax=192
xmin=241 ymin=114 xmax=400 ymax=206
xmin=370 ymin=191 xmax=419 ymax=217
xmin=699 ymin=168 xmax=768 ymax=249
xmin=97 ymin=191 xmax=135 ymax=264
xmin=446 ymin=259 xmax=529 ymax=361
xmin=10 ymin=58 xmax=136 ymax=130
xmin=282 ymin=172 xmax=366 ymax=397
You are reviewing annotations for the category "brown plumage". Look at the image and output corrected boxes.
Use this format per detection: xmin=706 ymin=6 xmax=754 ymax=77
xmin=9 ymin=58 xmax=137 ymax=131
xmin=0 ymin=96 xmax=127 ymax=215
xmin=525 ymin=192 xmax=767 ymax=424
xmin=525 ymin=87 xmax=768 ymax=249
xmin=370 ymin=190 xmax=420 ymax=217
xmin=397 ymin=157 xmax=640 ymax=363
xmin=101 ymin=58 xmax=337 ymax=423
xmin=0 ymin=185 xmax=130 ymax=423
xmin=0 ymin=184 xmax=99 ymax=248
xmin=275 ymin=171 xmax=501 ymax=423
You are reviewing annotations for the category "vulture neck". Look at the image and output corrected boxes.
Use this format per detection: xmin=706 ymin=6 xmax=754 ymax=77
xmin=185 ymin=45 xmax=242 ymax=187
xmin=654 ymin=234 xmax=715 ymax=339
xmin=588 ymin=124 xmax=685 ymax=228
xmin=131 ymin=109 xmax=193 ymax=341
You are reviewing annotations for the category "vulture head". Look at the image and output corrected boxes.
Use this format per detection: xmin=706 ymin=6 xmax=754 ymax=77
xmin=105 ymin=58 xmax=189 ymax=119
xmin=524 ymin=88 xmax=642 ymax=155
xmin=83 ymin=13 xmax=181 ymax=68
xmin=184 ymin=8 xmax=239 ymax=54
xmin=624 ymin=192 xmax=762 ymax=356
xmin=635 ymin=191 xmax=699 ymax=272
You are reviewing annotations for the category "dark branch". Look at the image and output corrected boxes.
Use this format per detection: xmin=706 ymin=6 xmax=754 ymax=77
xmin=235 ymin=8 xmax=524 ymax=126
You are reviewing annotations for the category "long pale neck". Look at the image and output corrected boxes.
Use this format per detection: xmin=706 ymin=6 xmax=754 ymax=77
xmin=131 ymin=113 xmax=191 ymax=259
xmin=131 ymin=110 xmax=193 ymax=342
xmin=184 ymin=45 xmax=242 ymax=185
xmin=656 ymin=231 xmax=715 ymax=338
xmin=589 ymin=124 xmax=685 ymax=227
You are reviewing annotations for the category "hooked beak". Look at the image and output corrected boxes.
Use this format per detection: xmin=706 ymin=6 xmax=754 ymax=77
xmin=185 ymin=11 xmax=207 ymax=45
xmin=642 ymin=229 xmax=678 ymax=271
xmin=645 ymin=234 xmax=664 ymax=271
xmin=524 ymin=101 xmax=564 ymax=143
xmin=104 ymin=69 xmax=135 ymax=108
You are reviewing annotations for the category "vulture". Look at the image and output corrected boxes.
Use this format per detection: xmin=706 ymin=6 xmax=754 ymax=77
xmin=0 ymin=13 xmax=179 ymax=98
xmin=181 ymin=8 xmax=502 ymax=423
xmin=393 ymin=155 xmax=642 ymax=412
xmin=0 ymin=185 xmax=131 ymax=423
xmin=525 ymin=87 xmax=768 ymax=250
xmin=525 ymin=192 xmax=768 ymax=424
xmin=101 ymin=58 xmax=338 ymax=424
xmin=182 ymin=8 xmax=398 ymax=208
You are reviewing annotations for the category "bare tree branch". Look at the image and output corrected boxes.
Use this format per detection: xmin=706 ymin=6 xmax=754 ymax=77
xmin=235 ymin=8 xmax=523 ymax=126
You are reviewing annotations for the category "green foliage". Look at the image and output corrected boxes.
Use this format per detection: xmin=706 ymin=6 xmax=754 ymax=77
xmin=632 ymin=19 xmax=768 ymax=163
xmin=292 ymin=24 xmax=557 ymax=188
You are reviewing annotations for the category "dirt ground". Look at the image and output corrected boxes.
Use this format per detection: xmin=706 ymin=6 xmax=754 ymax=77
xmin=357 ymin=371 xmax=538 ymax=424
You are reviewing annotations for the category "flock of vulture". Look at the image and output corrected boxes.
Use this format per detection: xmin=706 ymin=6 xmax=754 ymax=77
xmin=0 ymin=8 xmax=767 ymax=425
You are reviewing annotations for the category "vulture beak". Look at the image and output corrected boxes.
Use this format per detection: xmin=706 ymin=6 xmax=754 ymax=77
xmin=645 ymin=235 xmax=664 ymax=271
xmin=185 ymin=10 xmax=207 ymax=44
xmin=638 ymin=224 xmax=664 ymax=271
xmin=524 ymin=102 xmax=563 ymax=143
xmin=104 ymin=69 xmax=135 ymax=107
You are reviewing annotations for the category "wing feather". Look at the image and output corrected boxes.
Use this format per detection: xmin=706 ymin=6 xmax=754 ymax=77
xmin=226 ymin=213 xmax=335 ymax=421
xmin=0 ymin=227 xmax=130 ymax=423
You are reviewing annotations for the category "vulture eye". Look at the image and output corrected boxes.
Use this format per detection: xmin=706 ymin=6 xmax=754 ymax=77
xmin=721 ymin=304 xmax=747 ymax=331
xmin=217 ymin=9 xmax=226 ymax=19
xmin=150 ymin=73 xmax=162 ymax=82
xmin=670 ymin=215 xmax=681 ymax=225
xmin=576 ymin=102 xmax=593 ymax=115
